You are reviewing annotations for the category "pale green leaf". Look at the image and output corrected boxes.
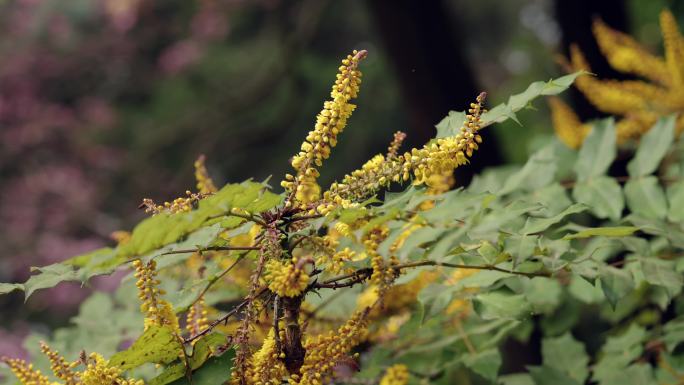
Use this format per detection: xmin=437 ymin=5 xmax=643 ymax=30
xmin=542 ymin=333 xmax=589 ymax=383
xmin=627 ymin=115 xmax=676 ymax=177
xmin=500 ymin=144 xmax=557 ymax=194
xmin=473 ymin=291 xmax=531 ymax=320
xmin=574 ymin=119 xmax=616 ymax=181
xmin=640 ymin=258 xmax=683 ymax=298
xmin=599 ymin=266 xmax=635 ymax=309
xmin=0 ymin=283 xmax=23 ymax=295
xmin=572 ymin=176 xmax=624 ymax=221
xmin=522 ymin=203 xmax=586 ymax=234
xmin=624 ymin=176 xmax=668 ymax=219
xmin=436 ymin=73 xmax=584 ymax=138
xmin=666 ymin=180 xmax=684 ymax=222
xmin=462 ymin=349 xmax=501 ymax=381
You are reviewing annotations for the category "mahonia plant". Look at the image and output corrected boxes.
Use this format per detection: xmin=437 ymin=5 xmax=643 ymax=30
xmin=2 ymin=39 xmax=684 ymax=385
xmin=550 ymin=9 xmax=684 ymax=148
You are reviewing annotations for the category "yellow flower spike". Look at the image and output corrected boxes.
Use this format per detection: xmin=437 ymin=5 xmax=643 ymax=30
xmin=379 ymin=364 xmax=410 ymax=385
xmin=592 ymin=18 xmax=670 ymax=85
xmin=570 ymin=45 xmax=648 ymax=115
xmin=82 ymin=353 xmax=144 ymax=385
xmin=660 ymin=9 xmax=684 ymax=87
xmin=548 ymin=97 xmax=591 ymax=149
xmin=290 ymin=310 xmax=369 ymax=385
xmin=186 ymin=296 xmax=210 ymax=338
xmin=194 ymin=154 xmax=218 ymax=194
xmin=321 ymin=92 xmax=487 ymax=207
xmin=132 ymin=259 xmax=180 ymax=333
xmin=1 ymin=356 xmax=51 ymax=385
xmin=248 ymin=327 xmax=288 ymax=385
xmin=264 ymin=257 xmax=310 ymax=298
xmin=39 ymin=342 xmax=79 ymax=385
xmin=555 ymin=10 xmax=684 ymax=147
xmin=285 ymin=50 xmax=368 ymax=207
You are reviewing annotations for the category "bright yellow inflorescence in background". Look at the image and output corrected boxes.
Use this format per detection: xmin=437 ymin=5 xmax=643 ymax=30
xmin=379 ymin=364 xmax=410 ymax=385
xmin=551 ymin=9 xmax=684 ymax=148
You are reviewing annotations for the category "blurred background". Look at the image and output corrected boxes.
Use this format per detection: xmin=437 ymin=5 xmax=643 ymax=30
xmin=0 ymin=0 xmax=682 ymax=361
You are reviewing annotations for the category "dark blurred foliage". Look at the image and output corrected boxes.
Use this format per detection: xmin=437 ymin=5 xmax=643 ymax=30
xmin=0 ymin=0 xmax=681 ymax=359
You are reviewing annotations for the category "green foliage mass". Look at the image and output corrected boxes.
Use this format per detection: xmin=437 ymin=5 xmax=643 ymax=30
xmin=2 ymin=72 xmax=684 ymax=385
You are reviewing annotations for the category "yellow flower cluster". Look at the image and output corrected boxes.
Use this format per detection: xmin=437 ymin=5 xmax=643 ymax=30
xmin=185 ymin=297 xmax=210 ymax=337
xmin=139 ymin=190 xmax=203 ymax=215
xmin=364 ymin=227 xmax=397 ymax=291
xmin=289 ymin=310 xmax=369 ymax=385
xmin=132 ymin=259 xmax=180 ymax=332
xmin=2 ymin=346 xmax=143 ymax=385
xmin=246 ymin=328 xmax=288 ymax=385
xmin=316 ymin=92 xmax=486 ymax=214
xmin=379 ymin=364 xmax=409 ymax=385
xmin=81 ymin=353 xmax=143 ymax=385
xmin=282 ymin=50 xmax=367 ymax=207
xmin=551 ymin=9 xmax=684 ymax=148
xmin=40 ymin=343 xmax=78 ymax=385
xmin=1 ymin=356 xmax=51 ymax=385
xmin=194 ymin=154 xmax=218 ymax=194
xmin=264 ymin=257 xmax=310 ymax=298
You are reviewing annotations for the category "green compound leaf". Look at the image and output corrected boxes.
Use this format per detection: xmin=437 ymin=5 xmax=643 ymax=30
xmin=624 ymin=176 xmax=668 ymax=219
xmin=435 ymin=72 xmax=585 ymax=138
xmin=574 ymin=118 xmax=616 ymax=182
xmin=572 ymin=176 xmax=624 ymax=221
xmin=541 ymin=333 xmax=590 ymax=383
xmin=109 ymin=325 xmax=183 ymax=371
xmin=627 ymin=115 xmax=676 ymax=177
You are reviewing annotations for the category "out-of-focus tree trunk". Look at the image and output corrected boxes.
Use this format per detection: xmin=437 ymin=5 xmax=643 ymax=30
xmin=365 ymin=0 xmax=501 ymax=184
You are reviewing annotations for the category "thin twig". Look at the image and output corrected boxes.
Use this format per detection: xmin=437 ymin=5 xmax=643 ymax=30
xmin=273 ymin=295 xmax=281 ymax=353
xmin=160 ymin=246 xmax=259 ymax=256
xmin=183 ymin=286 xmax=268 ymax=344
xmin=189 ymin=253 xmax=248 ymax=308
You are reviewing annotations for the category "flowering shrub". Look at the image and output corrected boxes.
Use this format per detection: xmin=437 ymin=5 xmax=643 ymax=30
xmin=1 ymin=45 xmax=684 ymax=385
